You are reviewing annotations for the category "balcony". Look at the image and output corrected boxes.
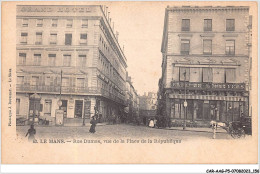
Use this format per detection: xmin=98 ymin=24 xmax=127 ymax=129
xmin=17 ymin=84 xmax=126 ymax=105
xmin=171 ymin=81 xmax=246 ymax=91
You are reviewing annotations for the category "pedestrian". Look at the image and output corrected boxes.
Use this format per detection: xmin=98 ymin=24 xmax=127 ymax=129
xmin=149 ymin=118 xmax=154 ymax=128
xmin=89 ymin=116 xmax=97 ymax=133
xmin=154 ymin=118 xmax=157 ymax=128
xmin=25 ymin=124 xmax=36 ymax=142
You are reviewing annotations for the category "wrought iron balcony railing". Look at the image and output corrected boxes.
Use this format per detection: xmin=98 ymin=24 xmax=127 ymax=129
xmin=171 ymin=81 xmax=246 ymax=91
xmin=16 ymin=84 xmax=126 ymax=105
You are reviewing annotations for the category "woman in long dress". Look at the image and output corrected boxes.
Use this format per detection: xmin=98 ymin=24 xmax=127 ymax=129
xmin=25 ymin=124 xmax=36 ymax=141
xmin=89 ymin=116 xmax=97 ymax=133
xmin=149 ymin=119 xmax=154 ymax=128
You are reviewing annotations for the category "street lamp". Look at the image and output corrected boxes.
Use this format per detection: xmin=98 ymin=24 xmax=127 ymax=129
xmin=183 ymin=70 xmax=187 ymax=130
xmin=215 ymin=107 xmax=218 ymax=121
xmin=228 ymin=103 xmax=232 ymax=122
xmin=57 ymin=69 xmax=63 ymax=110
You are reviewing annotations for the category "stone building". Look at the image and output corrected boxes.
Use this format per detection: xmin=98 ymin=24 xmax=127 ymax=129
xmin=125 ymin=72 xmax=140 ymax=123
xmin=158 ymin=6 xmax=251 ymax=124
xmin=16 ymin=5 xmax=127 ymax=124
xmin=139 ymin=92 xmax=157 ymax=110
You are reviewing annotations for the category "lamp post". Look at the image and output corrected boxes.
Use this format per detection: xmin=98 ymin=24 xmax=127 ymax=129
xmin=239 ymin=99 xmax=242 ymax=118
xmin=183 ymin=70 xmax=187 ymax=130
xmin=215 ymin=107 xmax=218 ymax=121
xmin=59 ymin=70 xmax=63 ymax=109
xmin=228 ymin=103 xmax=232 ymax=122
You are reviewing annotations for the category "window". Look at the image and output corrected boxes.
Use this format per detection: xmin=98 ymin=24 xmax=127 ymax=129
xmin=77 ymin=55 xmax=86 ymax=67
xmin=180 ymin=39 xmax=190 ymax=55
xmin=50 ymin=33 xmax=57 ymax=45
xmin=65 ymin=34 xmax=72 ymax=45
xmin=20 ymin=33 xmax=28 ymax=44
xmin=31 ymin=76 xmax=39 ymax=86
xmin=36 ymin=19 xmax=43 ymax=27
xmin=33 ymin=54 xmax=41 ymax=66
xmin=80 ymin=34 xmax=87 ymax=45
xmin=48 ymin=54 xmax=56 ymax=66
xmin=66 ymin=19 xmax=73 ymax=28
xmin=182 ymin=19 xmax=190 ymax=31
xmin=16 ymin=99 xmax=20 ymax=114
xmin=225 ymin=40 xmax=235 ymax=55
xmin=82 ymin=19 xmax=88 ymax=28
xmin=44 ymin=100 xmax=52 ymax=114
xmin=203 ymin=39 xmax=212 ymax=55
xmin=17 ymin=76 xmax=24 ymax=85
xmin=225 ymin=68 xmax=236 ymax=83
xmin=52 ymin=19 xmax=57 ymax=27
xmin=204 ymin=19 xmax=212 ymax=31
xmin=179 ymin=68 xmax=190 ymax=81
xmin=63 ymin=54 xmax=71 ymax=66
xmin=226 ymin=19 xmax=235 ymax=31
xmin=18 ymin=53 xmax=26 ymax=65
xmin=202 ymin=68 xmax=213 ymax=82
xmin=35 ymin=32 xmax=42 ymax=45
xmin=76 ymin=78 xmax=85 ymax=88
xmin=22 ymin=19 xmax=28 ymax=27
xmin=62 ymin=77 xmax=69 ymax=87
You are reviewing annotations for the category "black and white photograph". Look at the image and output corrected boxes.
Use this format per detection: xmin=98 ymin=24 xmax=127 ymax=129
xmin=1 ymin=1 xmax=258 ymax=168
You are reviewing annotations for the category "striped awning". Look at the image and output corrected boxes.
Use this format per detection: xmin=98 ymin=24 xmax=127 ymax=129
xmin=169 ymin=94 xmax=246 ymax=101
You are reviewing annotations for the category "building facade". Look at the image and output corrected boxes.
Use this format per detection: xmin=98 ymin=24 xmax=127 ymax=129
xmin=125 ymin=72 xmax=140 ymax=123
xmin=139 ymin=92 xmax=157 ymax=110
xmin=158 ymin=6 xmax=251 ymax=124
xmin=16 ymin=5 xmax=127 ymax=124
xmin=139 ymin=92 xmax=157 ymax=124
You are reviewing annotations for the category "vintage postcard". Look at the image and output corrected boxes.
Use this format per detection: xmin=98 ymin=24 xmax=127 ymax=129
xmin=1 ymin=1 xmax=258 ymax=165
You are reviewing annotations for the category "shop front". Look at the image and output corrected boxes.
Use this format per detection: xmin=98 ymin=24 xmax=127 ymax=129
xmin=169 ymin=94 xmax=248 ymax=123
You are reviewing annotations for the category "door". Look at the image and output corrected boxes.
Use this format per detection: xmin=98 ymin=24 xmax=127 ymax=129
xmin=203 ymin=101 xmax=210 ymax=120
xmin=75 ymin=100 xmax=83 ymax=118
xmin=209 ymin=101 xmax=217 ymax=120
xmin=61 ymin=100 xmax=67 ymax=118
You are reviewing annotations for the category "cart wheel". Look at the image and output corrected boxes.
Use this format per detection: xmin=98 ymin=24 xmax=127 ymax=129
xmin=237 ymin=128 xmax=245 ymax=138
xmin=231 ymin=128 xmax=245 ymax=139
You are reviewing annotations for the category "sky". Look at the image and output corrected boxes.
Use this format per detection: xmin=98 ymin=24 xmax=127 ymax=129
xmin=105 ymin=2 xmax=166 ymax=96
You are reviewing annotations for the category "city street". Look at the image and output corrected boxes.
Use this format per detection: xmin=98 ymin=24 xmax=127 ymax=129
xmin=16 ymin=124 xmax=240 ymax=141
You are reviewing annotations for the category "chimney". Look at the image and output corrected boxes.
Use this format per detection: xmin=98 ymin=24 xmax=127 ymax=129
xmin=108 ymin=12 xmax=110 ymax=22
xmin=113 ymin=22 xmax=114 ymax=31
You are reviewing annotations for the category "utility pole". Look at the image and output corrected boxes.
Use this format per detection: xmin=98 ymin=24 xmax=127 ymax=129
xmin=59 ymin=69 xmax=63 ymax=110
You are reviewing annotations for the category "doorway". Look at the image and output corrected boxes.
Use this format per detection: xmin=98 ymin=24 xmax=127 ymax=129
xmin=61 ymin=100 xmax=67 ymax=118
xmin=75 ymin=100 xmax=83 ymax=118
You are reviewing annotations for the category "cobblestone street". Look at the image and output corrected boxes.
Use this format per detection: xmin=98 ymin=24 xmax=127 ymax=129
xmin=16 ymin=124 xmax=239 ymax=141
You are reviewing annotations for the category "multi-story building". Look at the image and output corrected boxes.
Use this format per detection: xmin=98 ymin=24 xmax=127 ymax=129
xmin=158 ymin=6 xmax=251 ymax=124
xmin=139 ymin=92 xmax=157 ymax=110
xmin=16 ymin=5 xmax=127 ymax=124
xmin=125 ymin=72 xmax=139 ymax=123
xmin=139 ymin=92 xmax=157 ymax=124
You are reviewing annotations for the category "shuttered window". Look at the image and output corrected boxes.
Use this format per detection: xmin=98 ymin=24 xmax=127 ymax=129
xmin=179 ymin=67 xmax=190 ymax=81
xmin=182 ymin=19 xmax=190 ymax=31
xmin=48 ymin=54 xmax=56 ymax=66
xmin=35 ymin=32 xmax=42 ymax=45
xmin=202 ymin=68 xmax=213 ymax=82
xmin=19 ymin=53 xmax=26 ymax=65
xmin=225 ymin=69 xmax=236 ymax=83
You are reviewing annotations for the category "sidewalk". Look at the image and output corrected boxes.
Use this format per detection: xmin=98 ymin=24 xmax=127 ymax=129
xmin=165 ymin=126 xmax=227 ymax=134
